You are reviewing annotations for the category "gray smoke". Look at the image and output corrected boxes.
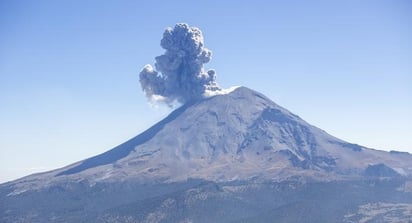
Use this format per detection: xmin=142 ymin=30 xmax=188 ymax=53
xmin=139 ymin=23 xmax=221 ymax=105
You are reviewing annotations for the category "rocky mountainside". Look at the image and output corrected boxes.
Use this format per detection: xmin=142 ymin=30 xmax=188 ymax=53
xmin=1 ymin=86 xmax=412 ymax=222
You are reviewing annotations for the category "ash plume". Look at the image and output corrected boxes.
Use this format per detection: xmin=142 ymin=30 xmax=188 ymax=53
xmin=139 ymin=23 xmax=221 ymax=105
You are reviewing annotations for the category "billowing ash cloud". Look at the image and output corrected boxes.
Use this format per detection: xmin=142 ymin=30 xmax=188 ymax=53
xmin=139 ymin=23 xmax=221 ymax=105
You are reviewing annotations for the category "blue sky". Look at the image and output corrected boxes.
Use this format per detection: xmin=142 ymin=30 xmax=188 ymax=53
xmin=1 ymin=0 xmax=411 ymax=183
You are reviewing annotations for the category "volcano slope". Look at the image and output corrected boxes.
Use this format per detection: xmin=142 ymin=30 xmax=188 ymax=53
xmin=1 ymin=87 xmax=412 ymax=222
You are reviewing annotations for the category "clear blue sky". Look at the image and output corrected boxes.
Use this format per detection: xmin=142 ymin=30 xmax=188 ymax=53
xmin=1 ymin=0 xmax=411 ymax=183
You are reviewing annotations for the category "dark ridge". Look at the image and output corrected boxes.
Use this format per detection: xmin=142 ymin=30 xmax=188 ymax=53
xmin=364 ymin=163 xmax=400 ymax=177
xmin=278 ymin=150 xmax=310 ymax=169
xmin=56 ymin=101 xmax=195 ymax=176
xmin=329 ymin=141 xmax=363 ymax=152
xmin=261 ymin=108 xmax=294 ymax=124
xmin=390 ymin=150 xmax=411 ymax=155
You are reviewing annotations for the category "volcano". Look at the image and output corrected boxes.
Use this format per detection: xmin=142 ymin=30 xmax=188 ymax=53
xmin=1 ymin=87 xmax=412 ymax=222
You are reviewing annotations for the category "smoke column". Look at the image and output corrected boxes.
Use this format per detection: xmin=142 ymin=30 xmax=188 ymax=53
xmin=139 ymin=23 xmax=221 ymax=105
